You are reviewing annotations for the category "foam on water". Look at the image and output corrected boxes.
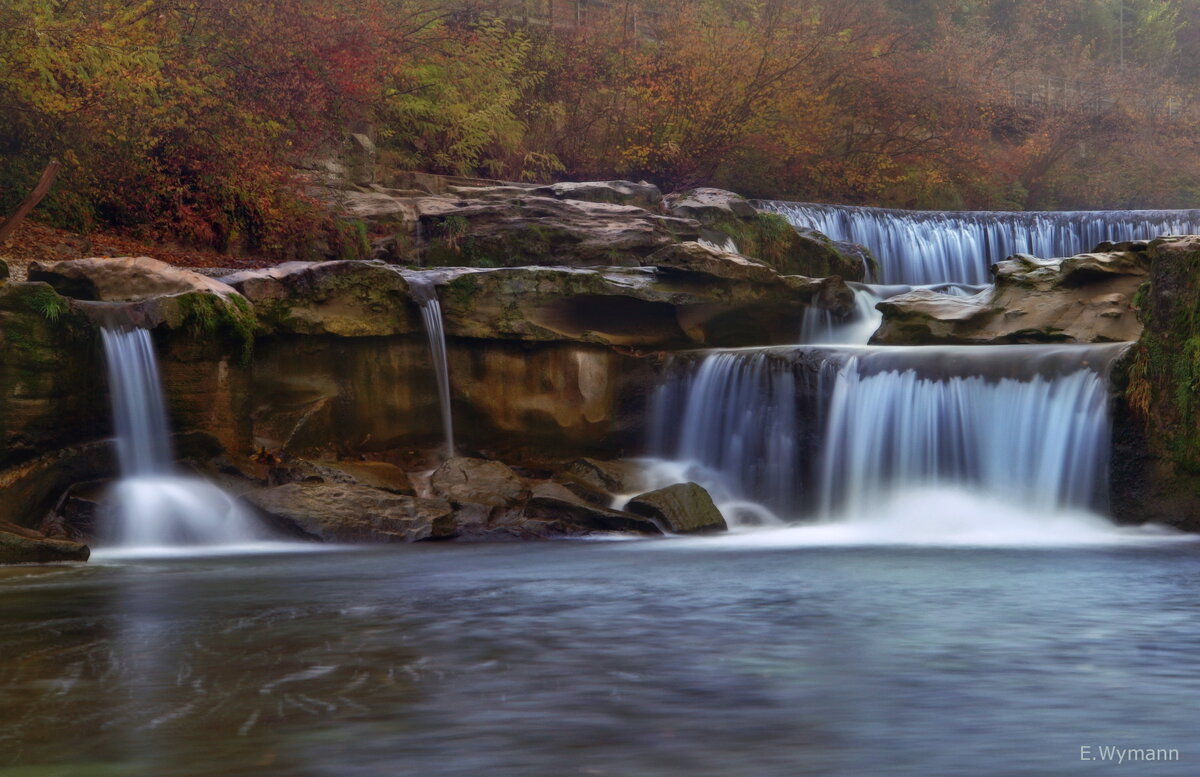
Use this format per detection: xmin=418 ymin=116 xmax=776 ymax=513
xmin=641 ymin=488 xmax=1190 ymax=549
xmin=100 ymin=326 xmax=269 ymax=552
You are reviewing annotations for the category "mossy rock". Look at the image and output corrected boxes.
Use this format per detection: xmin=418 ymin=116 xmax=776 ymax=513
xmin=711 ymin=212 xmax=867 ymax=281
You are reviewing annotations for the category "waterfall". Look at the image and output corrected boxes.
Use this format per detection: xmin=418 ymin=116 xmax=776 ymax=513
xmin=800 ymin=282 xmax=988 ymax=345
xmin=100 ymin=326 xmax=264 ymax=548
xmin=408 ymin=278 xmax=455 ymax=457
xmin=649 ymin=344 xmax=1128 ymax=522
xmin=761 ymin=200 xmax=1200 ymax=285
xmin=648 ymin=349 xmax=838 ymax=519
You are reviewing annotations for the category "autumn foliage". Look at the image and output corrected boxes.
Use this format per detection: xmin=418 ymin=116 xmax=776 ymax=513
xmin=2 ymin=0 xmax=1199 ymax=258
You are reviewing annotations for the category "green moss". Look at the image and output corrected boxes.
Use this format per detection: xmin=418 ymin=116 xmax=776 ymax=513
xmin=712 ymin=212 xmax=863 ymax=279
xmin=445 ymin=273 xmax=481 ymax=307
xmin=177 ymin=292 xmax=257 ymax=364
xmin=21 ymin=284 xmax=70 ymax=323
xmin=1126 ymin=242 xmax=1200 ymax=471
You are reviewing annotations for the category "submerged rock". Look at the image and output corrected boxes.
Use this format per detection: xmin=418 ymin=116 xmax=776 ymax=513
xmin=244 ymin=482 xmax=455 ymax=542
xmin=874 ymin=246 xmax=1149 ymax=345
xmin=626 ymin=482 xmax=728 ymax=534
xmin=0 ymin=521 xmax=89 ymax=563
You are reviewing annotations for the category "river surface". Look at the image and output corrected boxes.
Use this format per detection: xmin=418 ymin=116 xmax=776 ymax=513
xmin=3 ymin=533 xmax=1200 ymax=777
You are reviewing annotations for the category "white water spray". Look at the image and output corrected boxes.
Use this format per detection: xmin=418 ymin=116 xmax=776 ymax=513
xmin=99 ymin=327 xmax=264 ymax=549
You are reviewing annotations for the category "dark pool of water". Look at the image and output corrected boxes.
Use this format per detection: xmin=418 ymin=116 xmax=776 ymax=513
xmin=3 ymin=539 xmax=1200 ymax=776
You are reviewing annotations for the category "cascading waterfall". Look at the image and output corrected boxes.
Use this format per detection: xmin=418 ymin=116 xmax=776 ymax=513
xmin=408 ymin=278 xmax=455 ymax=456
xmin=649 ymin=344 xmax=1129 ymax=527
xmin=761 ymin=200 xmax=1200 ymax=285
xmin=801 ymin=282 xmax=987 ymax=345
xmin=818 ymin=345 xmax=1124 ymax=516
xmin=100 ymin=326 xmax=263 ymax=548
xmin=648 ymin=349 xmax=838 ymax=520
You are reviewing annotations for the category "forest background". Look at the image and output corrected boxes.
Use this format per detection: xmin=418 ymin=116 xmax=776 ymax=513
xmin=2 ymin=0 xmax=1197 ymax=256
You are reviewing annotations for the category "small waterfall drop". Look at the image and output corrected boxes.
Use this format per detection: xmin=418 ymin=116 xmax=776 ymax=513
xmin=761 ymin=201 xmax=1200 ymax=285
xmin=100 ymin=326 xmax=264 ymax=549
xmin=408 ymin=278 xmax=455 ymax=456
xmin=649 ymin=344 xmax=1129 ymax=527
xmin=800 ymin=282 xmax=988 ymax=345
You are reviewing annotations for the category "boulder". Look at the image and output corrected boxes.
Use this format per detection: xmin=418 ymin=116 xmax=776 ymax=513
xmin=664 ymin=187 xmax=758 ymax=223
xmin=29 ymin=256 xmax=240 ymax=303
xmin=221 ymin=260 xmax=418 ymax=336
xmin=243 ymin=482 xmax=455 ymax=542
xmin=430 ymin=457 xmax=527 ymax=507
xmin=522 ymin=482 xmax=663 ymax=535
xmin=0 ymin=521 xmax=90 ymax=564
xmin=644 ymin=241 xmax=779 ymax=283
xmin=874 ymin=247 xmax=1150 ymax=345
xmin=558 ymin=458 xmax=649 ymax=495
xmin=626 ymin=482 xmax=728 ymax=534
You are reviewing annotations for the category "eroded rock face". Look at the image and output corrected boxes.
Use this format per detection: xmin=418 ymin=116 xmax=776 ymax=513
xmin=0 ymin=522 xmax=90 ymax=563
xmin=436 ymin=266 xmax=853 ymax=348
xmin=874 ymin=246 xmax=1149 ymax=345
xmin=222 ymin=260 xmax=418 ymax=337
xmin=626 ymin=482 xmax=727 ymax=534
xmin=1112 ymin=237 xmax=1200 ymax=530
xmin=529 ymin=180 xmax=662 ymax=209
xmin=244 ymin=482 xmax=455 ymax=542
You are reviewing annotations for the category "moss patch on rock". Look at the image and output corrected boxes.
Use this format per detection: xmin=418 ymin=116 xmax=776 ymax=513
xmin=713 ymin=212 xmax=866 ymax=280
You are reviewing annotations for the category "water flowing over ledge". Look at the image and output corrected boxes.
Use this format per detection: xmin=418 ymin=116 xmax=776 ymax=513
xmin=649 ymin=343 xmax=1131 ymax=524
xmin=760 ymin=200 xmax=1200 ymax=285
xmin=100 ymin=326 xmax=265 ymax=550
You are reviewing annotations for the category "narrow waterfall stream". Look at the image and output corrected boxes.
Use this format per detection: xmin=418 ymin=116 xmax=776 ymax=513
xmin=761 ymin=200 xmax=1200 ymax=284
xmin=408 ymin=278 xmax=455 ymax=457
xmin=100 ymin=326 xmax=264 ymax=551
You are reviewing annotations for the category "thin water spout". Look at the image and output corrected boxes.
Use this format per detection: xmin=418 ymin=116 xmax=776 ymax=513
xmin=408 ymin=278 xmax=455 ymax=457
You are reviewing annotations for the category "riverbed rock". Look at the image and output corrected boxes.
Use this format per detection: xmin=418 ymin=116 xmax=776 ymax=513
xmin=626 ymin=482 xmax=728 ymax=533
xmin=0 ymin=521 xmax=90 ymax=563
xmin=414 ymin=194 xmax=700 ymax=268
xmin=529 ymin=180 xmax=663 ymax=209
xmin=243 ymin=482 xmax=455 ymax=542
xmin=645 ymin=241 xmax=779 ymax=283
xmin=266 ymin=459 xmax=415 ymax=495
xmin=874 ymin=247 xmax=1150 ymax=345
xmin=221 ymin=260 xmax=418 ymax=336
xmin=431 ymin=457 xmax=528 ymax=507
xmin=29 ymin=256 xmax=240 ymax=303
xmin=664 ymin=188 xmax=758 ymax=222
xmin=435 ymin=265 xmax=853 ymax=348
xmin=557 ymin=458 xmax=649 ymax=495
xmin=522 ymin=482 xmax=663 ymax=535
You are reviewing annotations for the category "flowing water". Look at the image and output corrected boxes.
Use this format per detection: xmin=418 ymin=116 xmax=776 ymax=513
xmin=2 ymin=541 xmax=1197 ymax=777
xmin=649 ymin=344 xmax=1128 ymax=524
xmin=408 ymin=278 xmax=456 ymax=457
xmin=761 ymin=201 xmax=1200 ymax=284
xmin=800 ymin=282 xmax=987 ymax=345
xmin=99 ymin=327 xmax=264 ymax=552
